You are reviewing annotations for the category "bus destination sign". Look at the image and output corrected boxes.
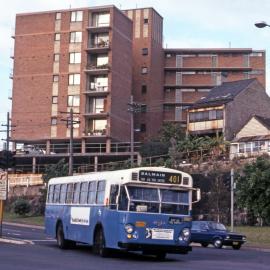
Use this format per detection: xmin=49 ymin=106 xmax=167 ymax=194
xmin=139 ymin=170 xmax=182 ymax=185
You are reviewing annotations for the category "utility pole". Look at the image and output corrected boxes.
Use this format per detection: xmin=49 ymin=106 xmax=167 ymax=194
xmin=60 ymin=109 xmax=80 ymax=176
xmin=129 ymin=96 xmax=134 ymax=166
xmin=230 ymin=168 xmax=234 ymax=232
xmin=69 ymin=108 xmax=74 ymax=176
xmin=128 ymin=96 xmax=146 ymax=167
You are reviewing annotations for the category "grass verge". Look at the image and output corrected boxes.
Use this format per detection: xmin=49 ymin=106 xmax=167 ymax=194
xmin=3 ymin=211 xmax=44 ymax=227
xmin=234 ymin=226 xmax=270 ymax=248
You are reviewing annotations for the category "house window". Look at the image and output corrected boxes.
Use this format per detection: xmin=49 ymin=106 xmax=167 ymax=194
xmin=141 ymin=85 xmax=147 ymax=94
xmin=55 ymin=12 xmax=61 ymax=20
xmin=54 ymin=53 xmax=60 ymax=62
xmin=140 ymin=123 xmax=146 ymax=132
xmin=144 ymin=18 xmax=148 ymax=24
xmin=70 ymin=31 xmax=82 ymax=43
xmin=71 ymin=11 xmax=83 ymax=22
xmin=52 ymin=96 xmax=58 ymax=104
xmin=69 ymin=74 xmax=80 ymax=85
xmin=53 ymin=75 xmax=59 ymax=82
xmin=69 ymin=52 xmax=81 ymax=64
xmin=246 ymin=142 xmax=252 ymax=153
xmin=142 ymin=48 xmax=148 ymax=55
xmin=68 ymin=95 xmax=80 ymax=107
xmin=239 ymin=143 xmax=245 ymax=153
xmin=92 ymin=13 xmax=110 ymax=27
xmin=51 ymin=118 xmax=57 ymax=125
xmin=216 ymin=110 xmax=223 ymax=119
xmin=54 ymin=33 xmax=60 ymax=41
xmin=141 ymin=67 xmax=148 ymax=74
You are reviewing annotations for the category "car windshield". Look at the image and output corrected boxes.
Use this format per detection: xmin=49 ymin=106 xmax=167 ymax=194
xmin=209 ymin=222 xmax=227 ymax=231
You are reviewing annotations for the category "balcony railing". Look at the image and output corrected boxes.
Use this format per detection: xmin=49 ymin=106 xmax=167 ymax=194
xmin=86 ymin=63 xmax=110 ymax=71
xmin=87 ymin=85 xmax=109 ymax=92
xmin=85 ymin=129 xmax=107 ymax=136
xmin=89 ymin=40 xmax=109 ymax=49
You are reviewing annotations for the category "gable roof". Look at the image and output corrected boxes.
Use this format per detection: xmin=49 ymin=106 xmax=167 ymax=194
xmin=192 ymin=78 xmax=257 ymax=108
xmin=254 ymin=115 xmax=270 ymax=130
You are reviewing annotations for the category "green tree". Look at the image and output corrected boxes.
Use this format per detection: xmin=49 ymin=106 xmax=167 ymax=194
xmin=236 ymin=156 xmax=270 ymax=226
xmin=39 ymin=159 xmax=69 ymax=214
xmin=42 ymin=158 xmax=69 ymax=184
xmin=158 ymin=122 xmax=185 ymax=144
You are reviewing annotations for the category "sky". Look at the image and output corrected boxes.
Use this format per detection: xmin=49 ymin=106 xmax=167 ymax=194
xmin=1 ymin=0 xmax=270 ymax=149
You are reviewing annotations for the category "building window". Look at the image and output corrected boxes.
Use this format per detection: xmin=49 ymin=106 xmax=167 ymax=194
xmin=69 ymin=74 xmax=80 ymax=85
xmin=140 ymin=123 xmax=146 ymax=132
xmin=92 ymin=13 xmax=110 ymax=27
xmin=51 ymin=118 xmax=57 ymax=125
xmin=54 ymin=53 xmax=60 ymax=62
xmin=68 ymin=95 xmax=80 ymax=107
xmin=142 ymin=48 xmax=148 ymax=55
xmin=71 ymin=11 xmax=83 ymax=22
xmin=52 ymin=96 xmax=58 ymax=104
xmin=144 ymin=18 xmax=148 ymax=24
xmin=70 ymin=31 xmax=82 ymax=43
xmin=55 ymin=12 xmax=61 ymax=20
xmin=53 ymin=75 xmax=59 ymax=82
xmin=89 ymin=98 xmax=105 ymax=113
xmin=54 ymin=33 xmax=60 ymax=41
xmin=141 ymin=67 xmax=148 ymax=74
xmin=141 ymin=85 xmax=147 ymax=94
xmin=69 ymin=52 xmax=81 ymax=64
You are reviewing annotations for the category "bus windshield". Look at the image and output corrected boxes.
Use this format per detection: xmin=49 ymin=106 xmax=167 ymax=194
xmin=121 ymin=186 xmax=189 ymax=215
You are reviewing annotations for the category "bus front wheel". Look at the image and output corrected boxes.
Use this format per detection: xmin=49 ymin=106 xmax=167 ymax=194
xmin=93 ymin=228 xmax=109 ymax=257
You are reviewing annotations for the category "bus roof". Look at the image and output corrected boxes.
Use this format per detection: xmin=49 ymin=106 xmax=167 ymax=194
xmin=48 ymin=167 xmax=193 ymax=188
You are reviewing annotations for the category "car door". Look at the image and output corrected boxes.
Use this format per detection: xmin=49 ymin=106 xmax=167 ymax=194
xmin=191 ymin=221 xmax=207 ymax=242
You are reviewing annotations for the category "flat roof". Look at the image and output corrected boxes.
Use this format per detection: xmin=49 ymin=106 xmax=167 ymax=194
xmin=164 ymin=48 xmax=265 ymax=53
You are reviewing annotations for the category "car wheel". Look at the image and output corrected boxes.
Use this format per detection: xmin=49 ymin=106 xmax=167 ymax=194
xmin=213 ymin=238 xmax=223 ymax=249
xmin=232 ymin=244 xmax=241 ymax=250
xmin=93 ymin=228 xmax=109 ymax=257
xmin=201 ymin=243 xmax=209 ymax=248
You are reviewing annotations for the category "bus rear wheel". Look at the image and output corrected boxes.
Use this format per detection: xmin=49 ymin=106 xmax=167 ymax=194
xmin=56 ymin=223 xmax=69 ymax=249
xmin=93 ymin=228 xmax=109 ymax=257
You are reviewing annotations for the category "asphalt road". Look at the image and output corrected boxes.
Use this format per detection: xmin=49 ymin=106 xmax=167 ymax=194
xmin=0 ymin=224 xmax=270 ymax=270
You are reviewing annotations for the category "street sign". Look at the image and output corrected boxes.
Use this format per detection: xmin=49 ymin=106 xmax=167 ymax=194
xmin=0 ymin=172 xmax=7 ymax=200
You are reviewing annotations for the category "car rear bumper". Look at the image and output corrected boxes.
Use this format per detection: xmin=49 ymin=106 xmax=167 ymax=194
xmin=118 ymin=242 xmax=192 ymax=254
xmin=223 ymin=240 xmax=246 ymax=246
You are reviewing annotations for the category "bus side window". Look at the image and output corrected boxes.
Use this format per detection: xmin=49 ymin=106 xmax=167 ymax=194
xmin=60 ymin=184 xmax=67 ymax=204
xmin=53 ymin=184 xmax=61 ymax=204
xmin=66 ymin=183 xmax=74 ymax=204
xmin=73 ymin=182 xmax=81 ymax=204
xmin=88 ymin=181 xmax=97 ymax=204
xmin=80 ymin=182 xmax=89 ymax=204
xmin=47 ymin=185 xmax=54 ymax=203
xmin=118 ymin=186 xmax=128 ymax=211
xmin=96 ymin=181 xmax=106 ymax=204
xmin=109 ymin=185 xmax=119 ymax=209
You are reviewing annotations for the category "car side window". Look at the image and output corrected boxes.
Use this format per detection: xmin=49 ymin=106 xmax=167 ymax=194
xmin=200 ymin=222 xmax=209 ymax=230
xmin=191 ymin=222 xmax=201 ymax=230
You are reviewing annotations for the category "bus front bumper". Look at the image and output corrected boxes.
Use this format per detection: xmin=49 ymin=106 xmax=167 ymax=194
xmin=118 ymin=242 xmax=192 ymax=254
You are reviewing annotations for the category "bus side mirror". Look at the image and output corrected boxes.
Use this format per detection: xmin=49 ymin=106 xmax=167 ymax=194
xmin=192 ymin=188 xmax=201 ymax=203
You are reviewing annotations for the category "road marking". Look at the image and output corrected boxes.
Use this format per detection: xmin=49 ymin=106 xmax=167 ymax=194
xmin=0 ymin=237 xmax=28 ymax=245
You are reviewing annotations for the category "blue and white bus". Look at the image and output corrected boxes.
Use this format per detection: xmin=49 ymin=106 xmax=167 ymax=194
xmin=45 ymin=167 xmax=200 ymax=259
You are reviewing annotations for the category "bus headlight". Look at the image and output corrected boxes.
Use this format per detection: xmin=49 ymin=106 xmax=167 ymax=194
xmin=179 ymin=228 xmax=190 ymax=242
xmin=125 ymin=224 xmax=134 ymax=234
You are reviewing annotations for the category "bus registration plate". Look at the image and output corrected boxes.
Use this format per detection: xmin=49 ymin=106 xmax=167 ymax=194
xmin=149 ymin=228 xmax=174 ymax=240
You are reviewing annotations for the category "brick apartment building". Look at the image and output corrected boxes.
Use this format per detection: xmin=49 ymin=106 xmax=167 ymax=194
xmin=10 ymin=5 xmax=266 ymax=171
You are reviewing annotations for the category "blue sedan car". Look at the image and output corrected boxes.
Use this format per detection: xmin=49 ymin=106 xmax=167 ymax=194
xmin=190 ymin=221 xmax=246 ymax=250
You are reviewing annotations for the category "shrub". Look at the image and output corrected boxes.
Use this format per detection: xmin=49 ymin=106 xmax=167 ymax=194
xmin=13 ymin=198 xmax=31 ymax=216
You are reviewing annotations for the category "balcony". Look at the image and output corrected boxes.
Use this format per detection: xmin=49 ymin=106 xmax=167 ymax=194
xmin=84 ymin=129 xmax=107 ymax=137
xmin=85 ymin=63 xmax=110 ymax=75
xmin=84 ymin=85 xmax=109 ymax=96
xmin=87 ymin=40 xmax=110 ymax=53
